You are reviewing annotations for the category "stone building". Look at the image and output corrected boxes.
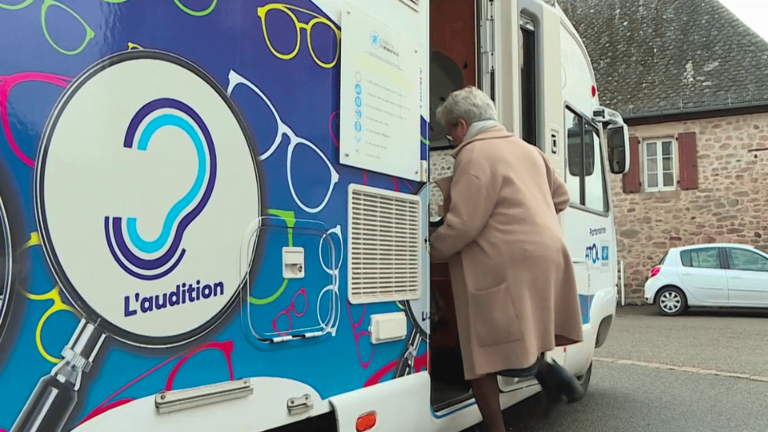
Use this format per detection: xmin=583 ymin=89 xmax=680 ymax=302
xmin=558 ymin=0 xmax=768 ymax=303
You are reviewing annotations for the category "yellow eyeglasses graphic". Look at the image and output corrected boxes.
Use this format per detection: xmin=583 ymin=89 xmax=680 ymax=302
xmin=257 ymin=3 xmax=341 ymax=69
xmin=21 ymin=232 xmax=81 ymax=364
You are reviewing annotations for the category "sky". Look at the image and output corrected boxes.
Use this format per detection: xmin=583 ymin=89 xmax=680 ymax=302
xmin=718 ymin=0 xmax=768 ymax=42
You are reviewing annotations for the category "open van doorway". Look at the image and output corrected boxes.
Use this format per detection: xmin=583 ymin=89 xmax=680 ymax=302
xmin=428 ymin=0 xmax=478 ymax=413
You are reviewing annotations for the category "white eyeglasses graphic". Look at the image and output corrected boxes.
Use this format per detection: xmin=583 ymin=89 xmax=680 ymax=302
xmin=226 ymin=70 xmax=339 ymax=214
xmin=317 ymin=224 xmax=342 ymax=335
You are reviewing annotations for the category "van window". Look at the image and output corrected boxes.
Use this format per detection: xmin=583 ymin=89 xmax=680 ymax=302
xmin=519 ymin=16 xmax=537 ymax=147
xmin=565 ymin=109 xmax=583 ymax=204
xmin=680 ymin=248 xmax=721 ymax=269
xmin=565 ymin=107 xmax=608 ymax=213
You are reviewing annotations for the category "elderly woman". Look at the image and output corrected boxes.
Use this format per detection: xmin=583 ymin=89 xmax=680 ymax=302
xmin=430 ymin=86 xmax=584 ymax=432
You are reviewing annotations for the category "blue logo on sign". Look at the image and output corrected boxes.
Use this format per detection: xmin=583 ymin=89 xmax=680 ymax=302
xmin=355 ymin=84 xmax=362 ymax=95
xmin=585 ymin=243 xmax=600 ymax=265
xmin=370 ymin=30 xmax=380 ymax=49
xmin=104 ymin=98 xmax=217 ymax=281
xmin=355 ymin=121 xmax=362 ymax=132
xmin=355 ymin=96 xmax=362 ymax=107
xmin=602 ymin=246 xmax=609 ymax=261
xmin=355 ymin=109 xmax=362 ymax=119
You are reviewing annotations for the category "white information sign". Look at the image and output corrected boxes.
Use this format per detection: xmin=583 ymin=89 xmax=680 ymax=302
xmin=339 ymin=4 xmax=421 ymax=181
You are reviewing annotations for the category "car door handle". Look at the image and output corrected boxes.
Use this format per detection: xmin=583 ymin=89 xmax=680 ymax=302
xmin=680 ymin=272 xmax=693 ymax=276
xmin=730 ymin=275 xmax=743 ymax=279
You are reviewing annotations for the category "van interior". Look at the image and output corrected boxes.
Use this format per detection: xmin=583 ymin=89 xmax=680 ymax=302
xmin=428 ymin=0 xmax=540 ymax=412
xmin=428 ymin=0 xmax=477 ymax=412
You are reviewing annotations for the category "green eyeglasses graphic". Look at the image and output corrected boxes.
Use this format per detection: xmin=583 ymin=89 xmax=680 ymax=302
xmin=0 ymin=0 xmax=217 ymax=56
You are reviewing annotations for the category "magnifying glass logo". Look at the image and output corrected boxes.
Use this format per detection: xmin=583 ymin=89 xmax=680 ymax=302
xmin=105 ymin=98 xmax=216 ymax=282
xmin=12 ymin=50 xmax=263 ymax=432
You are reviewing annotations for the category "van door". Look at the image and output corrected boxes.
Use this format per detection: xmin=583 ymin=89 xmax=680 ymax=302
xmin=498 ymin=1 xmax=565 ymax=393
xmin=477 ymin=0 xmax=495 ymax=101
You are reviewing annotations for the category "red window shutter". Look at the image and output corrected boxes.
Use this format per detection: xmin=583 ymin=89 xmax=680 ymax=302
xmin=678 ymin=132 xmax=698 ymax=190
xmin=623 ymin=136 xmax=641 ymax=193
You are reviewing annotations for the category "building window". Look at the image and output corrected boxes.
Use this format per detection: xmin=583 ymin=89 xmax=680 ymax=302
xmin=643 ymin=139 xmax=676 ymax=192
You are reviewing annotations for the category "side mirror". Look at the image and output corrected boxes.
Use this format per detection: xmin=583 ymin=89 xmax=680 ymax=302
xmin=606 ymin=123 xmax=630 ymax=175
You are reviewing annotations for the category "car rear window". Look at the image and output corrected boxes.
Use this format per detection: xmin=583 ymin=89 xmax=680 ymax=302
xmin=658 ymin=252 xmax=668 ymax=265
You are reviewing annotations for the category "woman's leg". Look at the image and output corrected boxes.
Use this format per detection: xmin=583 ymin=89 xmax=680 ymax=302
xmin=471 ymin=375 xmax=506 ymax=432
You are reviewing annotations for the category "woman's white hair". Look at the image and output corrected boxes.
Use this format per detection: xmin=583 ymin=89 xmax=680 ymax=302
xmin=435 ymin=86 xmax=498 ymax=127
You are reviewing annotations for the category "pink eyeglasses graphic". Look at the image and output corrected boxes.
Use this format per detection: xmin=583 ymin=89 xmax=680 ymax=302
xmin=347 ymin=300 xmax=375 ymax=369
xmin=78 ymin=339 xmax=235 ymax=426
xmin=272 ymin=288 xmax=308 ymax=336
xmin=0 ymin=72 xmax=72 ymax=167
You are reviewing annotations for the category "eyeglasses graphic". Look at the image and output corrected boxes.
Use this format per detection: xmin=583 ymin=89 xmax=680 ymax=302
xmin=316 ymin=224 xmax=342 ymax=336
xmin=78 ymin=339 xmax=235 ymax=426
xmin=0 ymin=0 xmax=216 ymax=56
xmin=272 ymin=287 xmax=307 ymax=336
xmin=20 ymin=232 xmax=81 ymax=364
xmin=101 ymin=0 xmax=218 ymax=17
xmin=0 ymin=0 xmax=94 ymax=55
xmin=347 ymin=300 xmax=375 ymax=369
xmin=257 ymin=3 xmax=341 ymax=69
xmin=240 ymin=212 xmax=341 ymax=343
xmin=0 ymin=72 xmax=72 ymax=167
xmin=227 ymin=69 xmax=339 ymax=214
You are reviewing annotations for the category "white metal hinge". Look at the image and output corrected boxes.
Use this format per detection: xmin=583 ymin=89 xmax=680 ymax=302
xmin=287 ymin=394 xmax=314 ymax=415
xmin=479 ymin=0 xmax=496 ymax=94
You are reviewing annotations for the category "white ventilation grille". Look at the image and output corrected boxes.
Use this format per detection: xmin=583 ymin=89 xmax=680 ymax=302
xmin=348 ymin=184 xmax=422 ymax=304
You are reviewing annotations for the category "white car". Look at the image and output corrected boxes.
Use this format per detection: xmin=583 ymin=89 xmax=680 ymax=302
xmin=644 ymin=243 xmax=768 ymax=315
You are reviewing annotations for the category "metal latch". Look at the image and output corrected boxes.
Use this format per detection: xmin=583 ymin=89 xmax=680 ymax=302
xmin=287 ymin=394 xmax=314 ymax=415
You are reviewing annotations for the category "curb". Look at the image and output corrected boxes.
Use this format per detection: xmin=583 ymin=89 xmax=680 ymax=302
xmin=594 ymin=357 xmax=768 ymax=383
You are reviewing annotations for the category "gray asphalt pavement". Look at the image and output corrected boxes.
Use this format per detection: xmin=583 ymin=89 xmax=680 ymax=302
xmin=501 ymin=360 xmax=768 ymax=432
xmin=471 ymin=305 xmax=768 ymax=431
xmin=598 ymin=305 xmax=768 ymax=378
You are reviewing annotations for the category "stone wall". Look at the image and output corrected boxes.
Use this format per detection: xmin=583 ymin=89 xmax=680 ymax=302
xmin=612 ymin=112 xmax=768 ymax=304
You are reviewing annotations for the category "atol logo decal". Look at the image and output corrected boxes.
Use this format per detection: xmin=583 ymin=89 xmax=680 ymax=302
xmin=105 ymin=98 xmax=217 ymax=281
xmin=585 ymin=243 xmax=600 ymax=265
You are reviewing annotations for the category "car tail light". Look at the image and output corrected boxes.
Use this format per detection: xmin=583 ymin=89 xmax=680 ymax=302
xmin=649 ymin=266 xmax=662 ymax=278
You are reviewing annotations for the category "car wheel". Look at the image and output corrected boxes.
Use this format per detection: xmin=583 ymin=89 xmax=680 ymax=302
xmin=568 ymin=361 xmax=592 ymax=403
xmin=657 ymin=287 xmax=687 ymax=316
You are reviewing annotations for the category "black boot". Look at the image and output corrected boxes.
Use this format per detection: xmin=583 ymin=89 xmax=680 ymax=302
xmin=533 ymin=357 xmax=585 ymax=414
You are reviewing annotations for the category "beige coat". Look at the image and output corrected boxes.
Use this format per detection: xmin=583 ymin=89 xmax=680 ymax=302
xmin=430 ymin=125 xmax=583 ymax=380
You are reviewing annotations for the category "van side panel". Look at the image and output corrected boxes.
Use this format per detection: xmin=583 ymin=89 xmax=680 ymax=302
xmin=0 ymin=1 xmax=429 ymax=431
